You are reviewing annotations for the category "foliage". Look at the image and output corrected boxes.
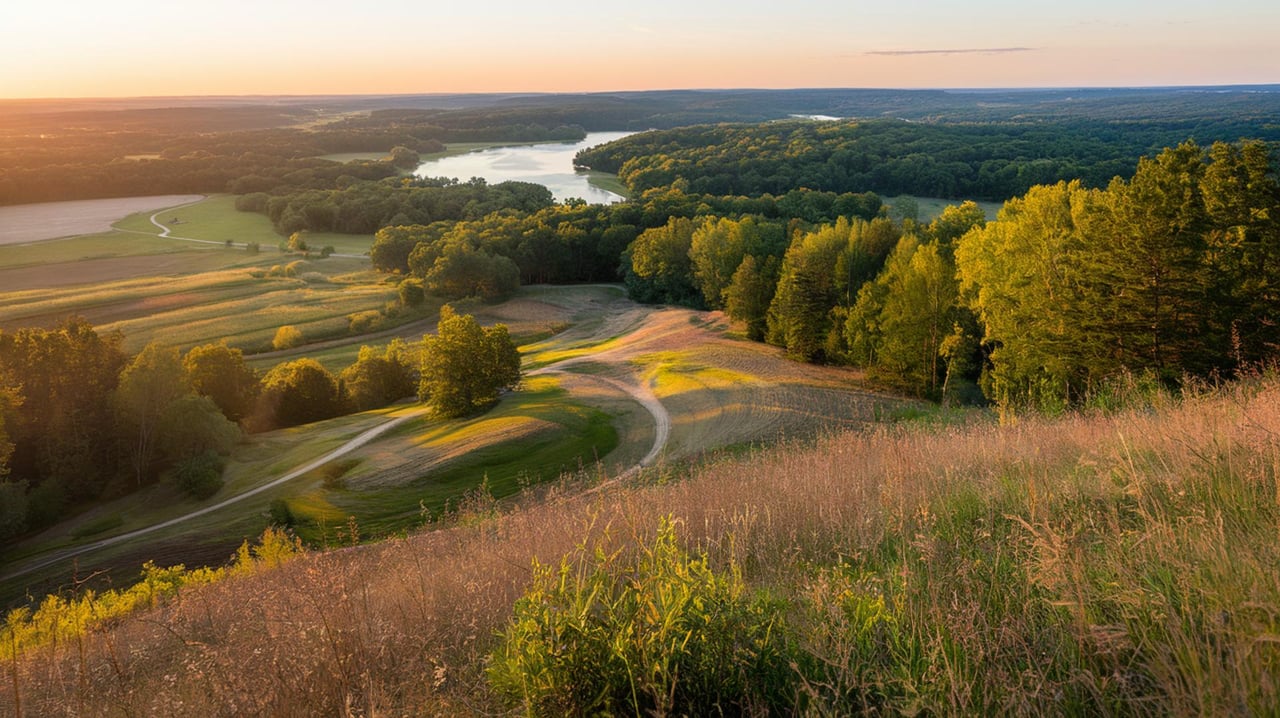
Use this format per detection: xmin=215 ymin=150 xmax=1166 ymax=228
xmin=339 ymin=342 xmax=417 ymax=411
xmin=624 ymin=217 xmax=701 ymax=306
xmin=489 ymin=517 xmax=797 ymax=716
xmin=419 ymin=307 xmax=521 ymax=418
xmin=1 ymin=527 xmax=302 ymax=662
xmin=955 ymin=140 xmax=1280 ymax=413
xmin=688 ymin=215 xmax=788 ymax=309
xmin=846 ymin=237 xmax=962 ymax=397
xmin=0 ymin=319 xmax=126 ymax=511
xmin=158 ymin=394 xmax=241 ymax=462
xmin=182 ymin=343 xmax=260 ymax=423
xmin=766 ymin=217 xmax=898 ymax=362
xmin=171 ymin=450 xmax=225 ymax=500
xmin=257 ymin=358 xmax=347 ymax=428
xmin=574 ymin=117 xmax=1280 ymax=202
xmin=397 ymin=277 xmax=425 ymax=307
xmin=272 ymin=324 xmax=304 ymax=351
xmin=114 ymin=343 xmax=193 ymax=485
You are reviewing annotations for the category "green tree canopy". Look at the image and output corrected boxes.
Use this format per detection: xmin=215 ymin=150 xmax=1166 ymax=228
xmin=183 ymin=343 xmax=260 ymax=423
xmin=341 ymin=341 xmax=418 ymax=411
xmin=258 ymin=358 xmax=348 ymax=429
xmin=114 ymin=343 xmax=193 ymax=485
xmin=419 ymin=307 xmax=521 ymax=418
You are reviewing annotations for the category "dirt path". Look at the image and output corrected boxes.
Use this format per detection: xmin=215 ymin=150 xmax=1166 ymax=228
xmin=117 ymin=202 xmax=369 ymax=259
xmin=2 ymin=298 xmax=677 ymax=582
xmin=0 ymin=195 xmax=207 ymax=246
xmin=534 ymin=366 xmax=670 ymax=479
xmin=1 ymin=408 xmax=428 ymax=582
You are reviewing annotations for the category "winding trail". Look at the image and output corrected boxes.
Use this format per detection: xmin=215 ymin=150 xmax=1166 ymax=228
xmin=114 ymin=199 xmax=367 ymax=259
xmin=534 ymin=366 xmax=670 ymax=480
xmin=3 ymin=322 xmax=673 ymax=582
xmin=1 ymin=409 xmax=428 ymax=582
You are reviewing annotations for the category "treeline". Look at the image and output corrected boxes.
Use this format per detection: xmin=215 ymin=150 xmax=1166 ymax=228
xmin=575 ymin=119 xmax=1280 ymax=202
xmin=0 ymin=109 xmax=584 ymax=206
xmin=242 ymin=176 xmax=558 ymax=235
xmin=0 ymin=312 xmax=519 ymax=541
xmin=619 ymin=139 xmax=1280 ymax=410
xmin=367 ymin=187 xmax=884 ymax=298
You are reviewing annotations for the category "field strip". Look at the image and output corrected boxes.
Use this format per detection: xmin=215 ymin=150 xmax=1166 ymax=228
xmin=109 ymin=201 xmax=368 ymax=259
xmin=0 ymin=408 xmax=428 ymax=583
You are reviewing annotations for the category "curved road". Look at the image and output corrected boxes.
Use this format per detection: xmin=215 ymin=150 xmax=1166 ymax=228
xmin=3 ymin=361 xmax=670 ymax=583
xmin=1 ymin=409 xmax=427 ymax=582
xmin=115 ymin=198 xmax=366 ymax=259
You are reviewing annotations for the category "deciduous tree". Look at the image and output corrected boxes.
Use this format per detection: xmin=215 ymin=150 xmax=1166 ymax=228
xmin=419 ymin=307 xmax=521 ymax=418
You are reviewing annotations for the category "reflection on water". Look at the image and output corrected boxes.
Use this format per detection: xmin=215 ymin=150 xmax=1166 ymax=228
xmin=413 ymin=131 xmax=635 ymax=204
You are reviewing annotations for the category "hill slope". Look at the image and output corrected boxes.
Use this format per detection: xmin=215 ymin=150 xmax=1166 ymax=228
xmin=6 ymin=372 xmax=1280 ymax=715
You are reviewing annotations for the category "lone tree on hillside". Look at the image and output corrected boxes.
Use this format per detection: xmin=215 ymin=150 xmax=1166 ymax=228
xmin=419 ymin=307 xmax=521 ymax=418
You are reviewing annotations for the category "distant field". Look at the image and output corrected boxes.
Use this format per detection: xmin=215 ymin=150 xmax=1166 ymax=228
xmin=0 ymin=260 xmax=402 ymax=353
xmin=883 ymin=194 xmax=1003 ymax=221
xmin=114 ymin=194 xmax=376 ymax=255
xmin=0 ymin=194 xmax=204 ymax=245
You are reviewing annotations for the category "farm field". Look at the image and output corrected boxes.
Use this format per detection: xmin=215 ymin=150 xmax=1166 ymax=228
xmin=0 ymin=195 xmax=390 ymax=352
xmin=0 ymin=195 xmax=204 ymax=245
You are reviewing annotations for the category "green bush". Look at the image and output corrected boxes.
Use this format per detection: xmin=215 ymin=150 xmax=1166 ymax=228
xmin=172 ymin=451 xmax=225 ymax=500
xmin=488 ymin=517 xmax=797 ymax=716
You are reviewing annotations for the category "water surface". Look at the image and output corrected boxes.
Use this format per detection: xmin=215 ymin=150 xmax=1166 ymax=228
xmin=414 ymin=131 xmax=634 ymax=204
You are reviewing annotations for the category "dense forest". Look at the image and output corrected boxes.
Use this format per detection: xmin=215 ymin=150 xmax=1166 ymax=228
xmin=6 ymin=86 xmax=1279 ymax=206
xmin=574 ymin=118 xmax=1280 ymax=201
xmin=608 ymin=139 xmax=1280 ymax=410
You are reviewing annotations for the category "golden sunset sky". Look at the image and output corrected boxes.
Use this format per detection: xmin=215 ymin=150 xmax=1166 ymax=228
xmin=2 ymin=0 xmax=1277 ymax=98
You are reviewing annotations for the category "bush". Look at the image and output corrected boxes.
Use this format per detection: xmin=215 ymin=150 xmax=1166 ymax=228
xmin=272 ymin=325 xmax=303 ymax=351
xmin=488 ymin=517 xmax=797 ymax=715
xmin=398 ymin=277 xmax=425 ymax=307
xmin=172 ymin=451 xmax=225 ymax=500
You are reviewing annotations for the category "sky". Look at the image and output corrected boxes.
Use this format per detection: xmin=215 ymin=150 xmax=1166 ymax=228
xmin=2 ymin=0 xmax=1277 ymax=99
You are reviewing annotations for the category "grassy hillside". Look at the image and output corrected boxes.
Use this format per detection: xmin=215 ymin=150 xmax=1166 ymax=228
xmin=6 ymin=371 xmax=1278 ymax=715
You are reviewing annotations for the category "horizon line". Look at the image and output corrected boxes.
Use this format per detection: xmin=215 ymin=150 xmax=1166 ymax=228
xmin=2 ymin=83 xmax=1279 ymax=104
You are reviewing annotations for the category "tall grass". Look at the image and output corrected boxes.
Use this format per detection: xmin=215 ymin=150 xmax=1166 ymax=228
xmin=4 ymin=373 xmax=1279 ymax=715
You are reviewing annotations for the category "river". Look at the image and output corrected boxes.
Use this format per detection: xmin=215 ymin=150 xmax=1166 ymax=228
xmin=413 ymin=131 xmax=634 ymax=204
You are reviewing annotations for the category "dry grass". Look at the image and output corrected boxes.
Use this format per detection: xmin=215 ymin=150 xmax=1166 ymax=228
xmin=5 ymin=372 xmax=1280 ymax=715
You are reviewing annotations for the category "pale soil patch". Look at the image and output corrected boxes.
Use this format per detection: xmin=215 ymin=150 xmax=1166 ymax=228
xmin=0 ymin=195 xmax=205 ymax=245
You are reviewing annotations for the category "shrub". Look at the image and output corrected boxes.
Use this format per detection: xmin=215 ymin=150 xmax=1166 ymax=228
xmin=488 ymin=517 xmax=797 ymax=715
xmin=347 ymin=310 xmax=384 ymax=334
xmin=398 ymin=277 xmax=425 ymax=307
xmin=172 ymin=451 xmax=225 ymax=500
xmin=272 ymin=325 xmax=303 ymax=350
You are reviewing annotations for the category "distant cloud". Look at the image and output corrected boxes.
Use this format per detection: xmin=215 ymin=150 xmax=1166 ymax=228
xmin=867 ymin=47 xmax=1037 ymax=57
